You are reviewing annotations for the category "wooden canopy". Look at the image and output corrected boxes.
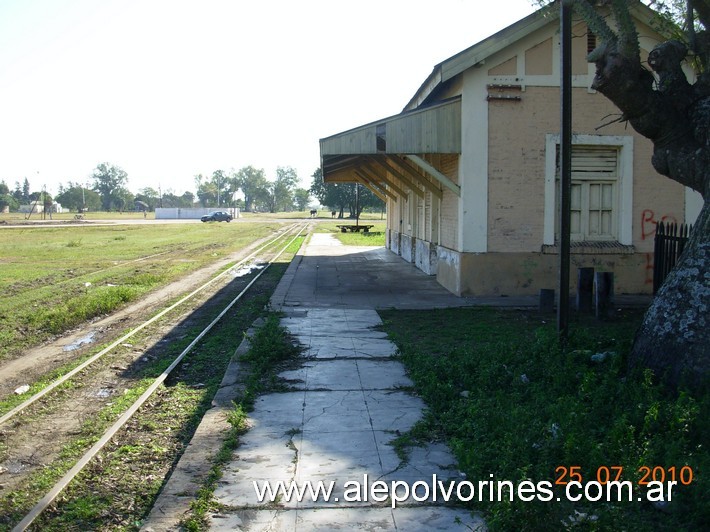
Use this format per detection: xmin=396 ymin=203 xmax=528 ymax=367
xmin=319 ymin=97 xmax=462 ymax=201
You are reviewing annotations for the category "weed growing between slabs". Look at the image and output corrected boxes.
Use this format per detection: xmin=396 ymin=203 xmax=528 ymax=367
xmin=378 ymin=307 xmax=709 ymax=531
xmin=182 ymin=313 xmax=303 ymax=530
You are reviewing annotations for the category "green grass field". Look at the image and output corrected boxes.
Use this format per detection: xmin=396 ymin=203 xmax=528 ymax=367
xmin=0 ymin=211 xmax=154 ymax=222
xmin=314 ymin=220 xmax=387 ymax=246
xmin=0 ymin=221 xmax=283 ymax=361
xmin=380 ymin=308 xmax=709 ymax=530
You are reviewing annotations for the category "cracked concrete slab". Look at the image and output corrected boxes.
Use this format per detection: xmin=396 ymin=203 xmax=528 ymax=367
xmin=207 ymin=234 xmax=485 ymax=530
xmin=206 ymin=243 xmax=483 ymax=528
xmin=143 ymin=233 xmax=488 ymax=531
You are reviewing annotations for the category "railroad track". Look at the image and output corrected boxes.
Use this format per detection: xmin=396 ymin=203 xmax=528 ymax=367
xmin=0 ymin=222 xmax=310 ymax=530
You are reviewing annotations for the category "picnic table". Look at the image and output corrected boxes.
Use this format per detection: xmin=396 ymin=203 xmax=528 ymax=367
xmin=336 ymin=224 xmax=374 ymax=233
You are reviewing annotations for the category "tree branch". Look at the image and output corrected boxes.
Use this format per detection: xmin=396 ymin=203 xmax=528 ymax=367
xmin=573 ymin=0 xmax=617 ymax=62
xmin=690 ymin=0 xmax=710 ymax=30
xmin=612 ymin=0 xmax=640 ymax=57
xmin=576 ymin=3 xmax=707 ymax=196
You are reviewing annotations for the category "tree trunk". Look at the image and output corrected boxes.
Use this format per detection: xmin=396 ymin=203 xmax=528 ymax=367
xmin=631 ymin=200 xmax=709 ymax=389
xmin=577 ymin=4 xmax=709 ymax=389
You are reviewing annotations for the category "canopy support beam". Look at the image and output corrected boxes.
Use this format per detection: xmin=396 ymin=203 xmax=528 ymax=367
xmin=402 ymin=154 xmax=460 ymax=197
xmin=360 ymin=160 xmax=408 ymax=198
xmin=355 ymin=171 xmax=395 ymax=202
xmin=372 ymin=156 xmax=443 ymax=199
xmin=368 ymin=157 xmax=424 ymax=199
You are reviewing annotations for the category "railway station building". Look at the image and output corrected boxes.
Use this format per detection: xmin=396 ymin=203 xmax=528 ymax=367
xmin=319 ymin=2 xmax=703 ymax=297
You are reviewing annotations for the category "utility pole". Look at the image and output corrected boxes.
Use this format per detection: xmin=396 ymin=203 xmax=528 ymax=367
xmin=355 ymin=182 xmax=360 ymax=227
xmin=558 ymin=0 xmax=573 ymax=340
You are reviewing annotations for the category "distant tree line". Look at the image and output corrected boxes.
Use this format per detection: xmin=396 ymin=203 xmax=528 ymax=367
xmin=0 ymin=177 xmax=57 ymax=212
xmin=1 ymin=163 xmax=385 ymax=216
xmin=194 ymin=165 xmax=310 ymax=213
xmin=0 ymin=163 xmax=315 ymax=214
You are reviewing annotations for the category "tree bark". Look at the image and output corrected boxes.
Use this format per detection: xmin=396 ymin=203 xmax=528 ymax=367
xmin=578 ymin=2 xmax=709 ymax=389
xmin=631 ymin=200 xmax=709 ymax=389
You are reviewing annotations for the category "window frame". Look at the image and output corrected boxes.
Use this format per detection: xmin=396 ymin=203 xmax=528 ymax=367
xmin=544 ymin=134 xmax=633 ymax=246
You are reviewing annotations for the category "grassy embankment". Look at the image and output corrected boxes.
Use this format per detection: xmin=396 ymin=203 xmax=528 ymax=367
xmin=379 ymin=307 xmax=709 ymax=530
xmin=0 ymin=221 xmax=282 ymax=362
xmin=0 ymin=232 xmax=304 ymax=530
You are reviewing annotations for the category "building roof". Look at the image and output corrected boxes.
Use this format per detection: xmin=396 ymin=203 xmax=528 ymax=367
xmin=318 ymin=0 xmax=662 ymax=198
xmin=404 ymin=0 xmax=661 ymax=110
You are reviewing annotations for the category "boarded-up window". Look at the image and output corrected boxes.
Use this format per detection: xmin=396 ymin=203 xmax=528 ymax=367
xmin=556 ymin=145 xmax=619 ymax=241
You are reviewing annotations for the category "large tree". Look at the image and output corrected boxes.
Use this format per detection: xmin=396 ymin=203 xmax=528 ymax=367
xmin=571 ymin=0 xmax=708 ymax=389
xmin=234 ymin=166 xmax=270 ymax=212
xmin=293 ymin=188 xmax=311 ymax=211
xmin=310 ymin=168 xmax=384 ymax=218
xmin=194 ymin=173 xmax=220 ymax=207
xmin=211 ymin=169 xmax=231 ymax=207
xmin=11 ymin=178 xmax=30 ymax=204
xmin=310 ymin=168 xmax=349 ymax=217
xmin=271 ymin=166 xmax=299 ymax=212
xmin=159 ymin=190 xmax=195 ymax=208
xmin=0 ymin=181 xmax=18 ymax=211
xmin=134 ymin=187 xmax=160 ymax=211
xmin=91 ymin=163 xmax=129 ymax=211
xmin=55 ymin=184 xmax=101 ymax=211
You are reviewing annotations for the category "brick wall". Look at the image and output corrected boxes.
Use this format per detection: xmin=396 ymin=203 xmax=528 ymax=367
xmin=487 ymin=86 xmax=685 ymax=253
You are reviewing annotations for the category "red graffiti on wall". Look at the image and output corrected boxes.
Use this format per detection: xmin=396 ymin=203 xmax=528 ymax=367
xmin=640 ymin=209 xmax=678 ymax=285
xmin=641 ymin=209 xmax=677 ymax=240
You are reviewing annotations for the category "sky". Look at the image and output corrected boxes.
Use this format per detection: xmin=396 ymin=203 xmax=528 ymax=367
xmin=0 ymin=0 xmax=538 ymax=197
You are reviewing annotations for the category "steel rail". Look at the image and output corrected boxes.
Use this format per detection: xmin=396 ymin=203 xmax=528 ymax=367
xmin=0 ymin=222 xmax=305 ymax=427
xmin=11 ymin=223 xmax=308 ymax=531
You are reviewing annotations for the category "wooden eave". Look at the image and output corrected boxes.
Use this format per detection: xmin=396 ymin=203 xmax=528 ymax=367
xmin=320 ymin=97 xmax=461 ymax=198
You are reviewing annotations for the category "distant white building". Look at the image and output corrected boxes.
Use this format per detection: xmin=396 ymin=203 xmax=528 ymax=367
xmin=19 ymin=201 xmax=64 ymax=214
xmin=155 ymin=207 xmax=240 ymax=220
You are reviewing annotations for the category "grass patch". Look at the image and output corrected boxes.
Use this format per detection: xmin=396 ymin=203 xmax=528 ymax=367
xmin=334 ymin=231 xmax=385 ymax=247
xmin=0 ymin=222 xmax=283 ymax=361
xmin=379 ymin=307 xmax=709 ymax=530
xmin=0 ymin=254 xmax=298 ymax=530
xmin=314 ymin=221 xmax=386 ymax=246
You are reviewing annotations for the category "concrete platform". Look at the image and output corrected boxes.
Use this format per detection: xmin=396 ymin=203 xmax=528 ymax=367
xmin=143 ymin=233 xmax=649 ymax=531
xmin=207 ymin=235 xmax=486 ymax=530
xmin=270 ymin=233 xmax=535 ymax=310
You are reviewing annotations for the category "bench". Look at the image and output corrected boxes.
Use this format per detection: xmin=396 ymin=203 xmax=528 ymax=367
xmin=336 ymin=225 xmax=374 ymax=233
